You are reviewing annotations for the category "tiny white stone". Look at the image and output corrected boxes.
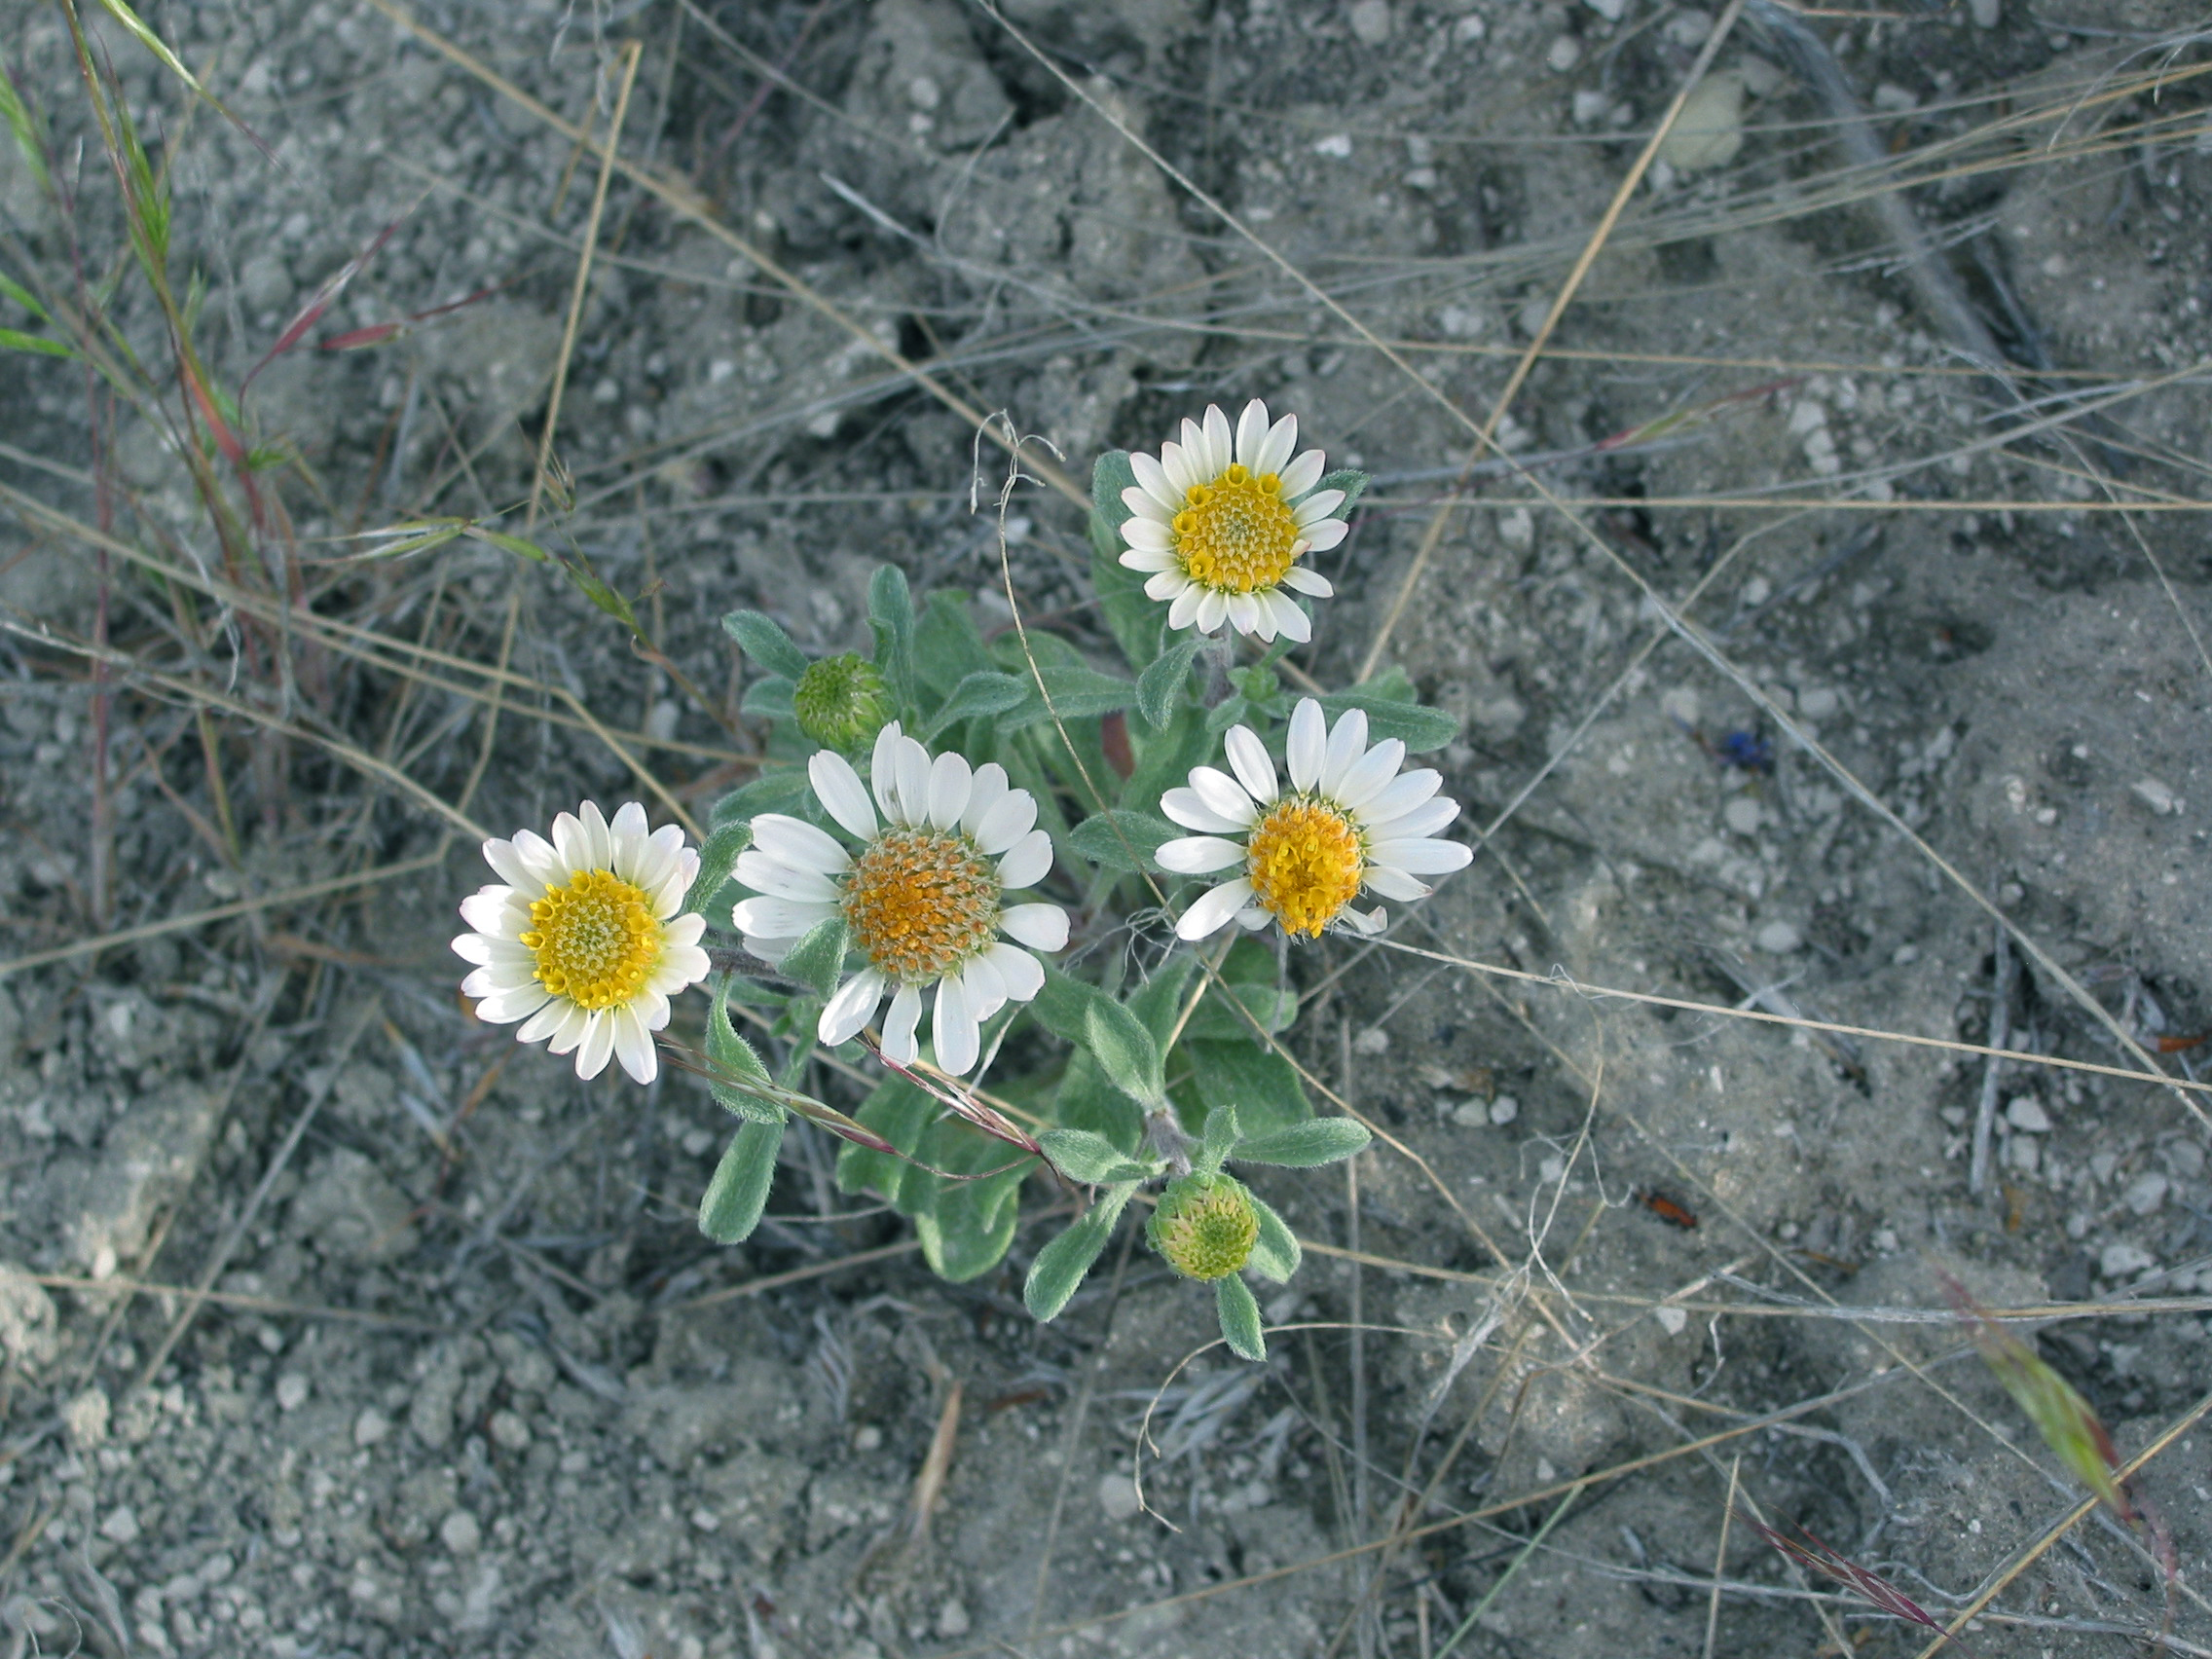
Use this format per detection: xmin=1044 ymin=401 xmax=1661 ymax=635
xmin=1653 ymin=1306 xmax=1688 ymax=1336
xmin=354 ymin=1408 xmax=391 ymax=1448
xmin=1452 ymin=1099 xmax=1490 ymax=1128
xmin=1347 ymin=0 xmax=1394 ymax=45
xmin=489 ymin=1409 xmax=532 ymax=1451
xmin=1489 ymin=1094 xmax=1520 ymax=1126
xmin=1454 ymin=13 xmax=1486 ymax=43
xmin=854 ymin=1423 xmax=883 ymax=1452
xmin=2003 ymin=1096 xmax=2051 ymax=1133
xmin=2124 ymin=1172 xmax=2169 ymax=1216
xmin=1583 ymin=0 xmax=1625 ymax=19
xmin=99 ymin=1505 xmax=139 ymax=1545
xmin=1499 ymin=506 xmax=1535 ymax=551
xmin=1797 ymin=686 xmax=1839 ymax=719
xmin=276 ymin=1373 xmax=311 ymax=1412
xmin=690 ymin=1506 xmax=720 ymax=1531
xmin=2132 ymin=778 xmax=2177 ymax=815
xmin=1754 ymin=920 xmax=1801 ymax=955
xmin=1970 ymin=0 xmax=2000 ymax=24
xmin=1547 ymin=35 xmax=1582 ymax=72
xmin=439 ymin=1509 xmax=481 ymax=1556
xmin=1571 ymin=91 xmax=1611 ymax=126
xmin=1871 ymin=1228 xmax=1899 ymax=1253
xmin=2100 ymin=1241 xmax=2156 ymax=1278
xmin=936 ymin=1600 xmax=972 ymax=1639
xmin=1352 ymin=1026 xmax=1390 ymax=1055
xmin=1312 ymin=132 xmax=1353 ymax=159
xmin=1098 ymin=1472 xmax=1143 ymax=1522
xmin=1723 ymin=797 xmax=1763 ymax=836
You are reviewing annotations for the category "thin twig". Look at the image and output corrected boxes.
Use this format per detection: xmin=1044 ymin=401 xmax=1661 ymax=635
xmin=1969 ymin=904 xmax=2016 ymax=1198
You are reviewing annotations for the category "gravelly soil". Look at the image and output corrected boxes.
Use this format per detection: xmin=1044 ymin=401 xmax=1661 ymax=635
xmin=2 ymin=1 xmax=2210 ymax=1655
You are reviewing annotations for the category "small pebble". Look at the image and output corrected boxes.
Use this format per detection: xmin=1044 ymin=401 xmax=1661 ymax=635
xmin=65 ymin=1387 xmax=109 ymax=1451
xmin=1653 ymin=1306 xmax=1687 ymax=1336
xmin=2131 ymin=778 xmax=2177 ymax=815
xmin=276 ymin=1373 xmax=311 ymax=1412
xmin=489 ymin=1409 xmax=531 ymax=1452
xmin=354 ymin=1408 xmax=391 ymax=1449
xmin=2124 ymin=1172 xmax=2169 ymax=1216
xmin=1797 ymin=686 xmax=1839 ymax=719
xmin=2003 ymin=1096 xmax=2050 ymax=1133
xmin=99 ymin=1505 xmax=139 ymax=1545
xmin=1753 ymin=920 xmax=1801 ymax=955
xmin=1571 ymin=91 xmax=1610 ymax=127
xmin=936 ymin=1600 xmax=972 ymax=1639
xmin=1347 ymin=0 xmax=1394 ymax=46
xmin=690 ymin=1506 xmax=720 ymax=1531
xmin=1352 ymin=1026 xmax=1390 ymax=1056
xmin=1489 ymin=1094 xmax=1520 ymax=1126
xmin=1098 ymin=1473 xmax=1143 ymax=1522
xmin=439 ymin=1509 xmax=481 ymax=1556
xmin=2101 ymin=1241 xmax=2156 ymax=1278
xmin=1546 ymin=35 xmax=1582 ymax=72
xmin=853 ymin=1424 xmax=883 ymax=1452
xmin=1970 ymin=0 xmax=2000 ymax=24
xmin=1723 ymin=797 xmax=1763 ymax=836
xmin=1582 ymin=0 xmax=1625 ymax=18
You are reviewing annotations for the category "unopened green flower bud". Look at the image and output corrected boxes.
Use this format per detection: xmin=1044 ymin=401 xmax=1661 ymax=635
xmin=1147 ymin=1171 xmax=1259 ymax=1282
xmin=793 ymin=653 xmax=893 ymax=752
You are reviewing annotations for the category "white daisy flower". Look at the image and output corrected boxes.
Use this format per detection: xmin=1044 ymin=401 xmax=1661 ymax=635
xmin=731 ymin=722 xmax=1071 ymax=1077
xmin=1117 ymin=398 xmax=1347 ymax=644
xmin=1158 ymin=697 xmax=1473 ymax=940
xmin=453 ymin=801 xmax=712 ymax=1086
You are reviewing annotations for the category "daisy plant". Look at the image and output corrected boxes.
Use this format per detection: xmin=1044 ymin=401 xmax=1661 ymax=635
xmin=457 ymin=402 xmax=1477 ymax=1348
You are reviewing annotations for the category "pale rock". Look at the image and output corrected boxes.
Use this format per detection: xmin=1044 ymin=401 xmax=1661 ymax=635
xmin=1656 ymin=72 xmax=1746 ymax=172
xmin=2003 ymin=1096 xmax=2050 ymax=1133
xmin=1723 ymin=797 xmax=1763 ymax=836
xmin=440 ymin=1509 xmax=482 ymax=1556
xmin=1970 ymin=0 xmax=2000 ymax=25
xmin=1653 ymin=1305 xmax=1687 ymax=1335
xmin=2124 ymin=1172 xmax=2168 ymax=1216
xmin=66 ymin=1386 xmax=110 ymax=1450
xmin=1347 ymin=0 xmax=1394 ymax=45
xmin=1546 ymin=35 xmax=1582 ymax=72
xmin=1489 ymin=1094 xmax=1520 ymax=1126
xmin=2131 ymin=778 xmax=2177 ymax=815
xmin=2100 ymin=1241 xmax=2155 ymax=1278
xmin=354 ymin=1407 xmax=392 ymax=1448
xmin=99 ymin=1505 xmax=139 ymax=1545
xmin=1098 ymin=1472 xmax=1143 ymax=1522
xmin=936 ymin=1599 xmax=972 ymax=1638
xmin=1582 ymin=0 xmax=1625 ymax=19
xmin=1571 ymin=91 xmax=1611 ymax=127
xmin=0 ymin=1267 xmax=58 ymax=1370
xmin=276 ymin=1372 xmax=311 ymax=1412
xmin=1753 ymin=920 xmax=1802 ymax=955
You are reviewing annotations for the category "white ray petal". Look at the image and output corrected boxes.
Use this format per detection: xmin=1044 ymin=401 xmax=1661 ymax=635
xmin=1189 ymin=765 xmax=1262 ymax=826
xmin=751 ymin=812 xmax=851 ymax=875
xmin=735 ymin=851 xmax=840 ymax=903
xmin=1334 ymin=739 xmax=1407 ymax=810
xmin=1353 ymin=768 xmax=1444 ymax=827
xmin=1176 ymin=877 xmax=1255 ymax=940
xmin=1292 ymin=489 xmax=1346 ymax=526
xmin=574 ymin=1011 xmax=616 ymax=1080
xmin=999 ymin=903 xmax=1069 ymax=952
xmin=984 ymin=941 xmax=1045 ymax=1003
xmin=927 ymin=750 xmax=973 ymax=831
xmin=1301 ymin=517 xmax=1350 ymax=553
xmin=1320 ymin=708 xmax=1370 ymax=796
xmin=996 ymin=829 xmax=1053 ymax=890
xmin=974 ymin=790 xmax=1036 ymax=856
xmin=1122 ymin=516 xmax=1174 ymax=552
xmin=1360 ymin=797 xmax=1458 ymax=842
xmin=1146 ymin=570 xmax=1192 ymax=601
xmin=870 ymin=722 xmax=905 ymax=821
xmin=1362 ymin=866 xmax=1433 ymax=902
xmin=1227 ymin=593 xmax=1265 ymax=638
xmin=1280 ymin=564 xmax=1333 ymax=596
xmin=1201 ymin=404 xmax=1233 ymax=478
xmin=819 ymin=967 xmax=888 ymax=1046
xmin=962 ymin=952 xmax=1008 ymax=1022
xmin=1368 ymin=836 xmax=1473 ymax=874
xmin=517 ymin=1000 xmax=569 ymax=1045
xmin=1123 ymin=547 xmax=1178 ymax=573
xmin=1128 ymin=449 xmax=1181 ymax=511
xmin=1157 ymin=835 xmax=1246 ymax=874
xmin=731 ymin=895 xmax=836 ymax=938
xmin=613 ymin=1005 xmax=658 ymax=1085
xmin=1194 ymin=589 xmax=1229 ymax=633
xmin=1235 ymin=398 xmax=1270 ymax=469
xmin=1287 ymin=699 xmax=1327 ymax=793
xmin=1224 ymin=724 xmax=1278 ymax=804
xmin=882 ymin=982 xmax=924 ymax=1063
xmin=961 ymin=762 xmax=1010 ymax=836
xmin=577 ymin=800 xmax=615 ymax=869
xmin=1160 ymin=786 xmax=1252 ymax=834
xmin=482 ymin=838 xmax=547 ymax=899
xmin=894 ymin=736 xmax=932 ymax=830
xmin=1167 ymin=585 xmax=1205 ymax=632
xmin=934 ymin=976 xmax=979 ymax=1076
xmin=1265 ymin=591 xmax=1310 ymax=644
xmin=807 ymin=753 xmax=877 ymax=843
xmin=1161 ymin=439 xmax=1199 ymax=497
xmin=546 ymin=1002 xmax=592 ymax=1055
xmin=451 ymin=933 xmax=494 ymax=967
xmin=1257 ymin=412 xmax=1298 ymax=476
xmin=1279 ymin=449 xmax=1326 ymax=498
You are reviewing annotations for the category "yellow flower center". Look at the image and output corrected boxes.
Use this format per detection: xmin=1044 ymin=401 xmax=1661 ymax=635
xmin=1246 ymin=796 xmax=1364 ymax=938
xmin=1149 ymin=1173 xmax=1260 ymax=1281
xmin=841 ymin=827 xmax=1001 ymax=984
xmin=1170 ymin=462 xmax=1301 ymax=594
xmin=520 ymin=868 xmax=661 ymax=1010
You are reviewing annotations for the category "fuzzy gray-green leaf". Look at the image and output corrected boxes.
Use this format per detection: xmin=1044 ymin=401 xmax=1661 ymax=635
xmin=1235 ymin=1118 xmax=1371 ymax=1168
xmin=1216 ymin=1272 xmax=1267 ymax=1361
xmin=721 ymin=609 xmax=810 ymax=680
xmin=1039 ymin=1128 xmax=1158 ymax=1186
xmin=1085 ymin=998 xmax=1164 ymax=1108
xmin=780 ymin=914 xmax=850 ymax=998
xmin=698 ymin=1118 xmax=784 ymax=1242
xmin=1247 ymin=1195 xmax=1302 ymax=1283
xmin=1136 ymin=633 xmax=1204 ymax=728
xmin=1024 ymin=1184 xmax=1135 ymax=1321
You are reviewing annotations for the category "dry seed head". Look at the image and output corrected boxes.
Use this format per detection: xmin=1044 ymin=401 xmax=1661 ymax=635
xmin=840 ymin=826 xmax=1001 ymax=983
xmin=1148 ymin=1172 xmax=1260 ymax=1281
xmin=793 ymin=653 xmax=894 ymax=752
xmin=519 ymin=868 xmax=661 ymax=1010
